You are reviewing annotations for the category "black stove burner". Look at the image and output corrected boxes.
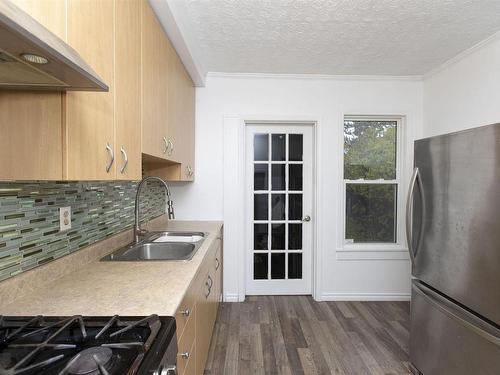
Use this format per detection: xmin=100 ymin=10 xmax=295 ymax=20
xmin=66 ymin=347 xmax=113 ymax=375
xmin=0 ymin=314 xmax=175 ymax=375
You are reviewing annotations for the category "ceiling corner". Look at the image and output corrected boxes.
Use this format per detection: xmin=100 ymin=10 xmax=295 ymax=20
xmin=148 ymin=0 xmax=206 ymax=87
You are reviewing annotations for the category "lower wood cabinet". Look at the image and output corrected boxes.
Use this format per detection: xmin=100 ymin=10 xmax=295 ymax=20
xmin=176 ymin=234 xmax=222 ymax=375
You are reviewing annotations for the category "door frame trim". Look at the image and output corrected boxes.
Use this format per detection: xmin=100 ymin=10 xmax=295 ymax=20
xmin=223 ymin=114 xmax=324 ymax=302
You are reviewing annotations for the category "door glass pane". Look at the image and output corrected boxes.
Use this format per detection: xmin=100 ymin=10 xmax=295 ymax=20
xmin=289 ymin=164 xmax=303 ymax=191
xmin=289 ymin=134 xmax=303 ymax=161
xmin=254 ymin=134 xmax=268 ymax=161
xmin=254 ymin=224 xmax=268 ymax=250
xmin=346 ymin=184 xmax=397 ymax=243
xmin=271 ymin=224 xmax=285 ymax=250
xmin=254 ymin=253 xmax=268 ymax=279
xmin=254 ymin=164 xmax=268 ymax=190
xmin=271 ymin=194 xmax=285 ymax=220
xmin=288 ymin=253 xmax=302 ymax=279
xmin=271 ymin=253 xmax=285 ymax=279
xmin=288 ymin=194 xmax=302 ymax=220
xmin=271 ymin=164 xmax=285 ymax=190
xmin=288 ymin=223 xmax=302 ymax=250
xmin=254 ymin=194 xmax=268 ymax=220
xmin=344 ymin=120 xmax=397 ymax=180
xmin=271 ymin=134 xmax=286 ymax=161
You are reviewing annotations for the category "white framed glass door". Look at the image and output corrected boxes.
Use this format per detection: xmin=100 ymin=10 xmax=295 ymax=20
xmin=245 ymin=124 xmax=313 ymax=295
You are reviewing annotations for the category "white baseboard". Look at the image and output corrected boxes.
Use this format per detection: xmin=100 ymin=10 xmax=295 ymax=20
xmin=320 ymin=292 xmax=410 ymax=301
xmin=223 ymin=293 xmax=240 ymax=302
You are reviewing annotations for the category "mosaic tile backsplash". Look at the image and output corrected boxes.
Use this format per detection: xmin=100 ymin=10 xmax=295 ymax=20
xmin=0 ymin=181 xmax=166 ymax=282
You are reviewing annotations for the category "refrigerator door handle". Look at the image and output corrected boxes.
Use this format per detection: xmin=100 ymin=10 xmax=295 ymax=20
xmin=406 ymin=167 xmax=425 ymax=265
xmin=414 ymin=282 xmax=500 ymax=347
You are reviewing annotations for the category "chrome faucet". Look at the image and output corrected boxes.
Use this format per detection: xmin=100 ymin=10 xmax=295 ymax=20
xmin=134 ymin=176 xmax=175 ymax=243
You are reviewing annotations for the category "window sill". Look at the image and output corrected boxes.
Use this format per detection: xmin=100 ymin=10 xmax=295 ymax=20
xmin=338 ymin=243 xmax=408 ymax=252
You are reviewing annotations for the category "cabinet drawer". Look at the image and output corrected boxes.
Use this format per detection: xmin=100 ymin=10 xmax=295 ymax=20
xmin=176 ymin=285 xmax=196 ymax=337
xmin=182 ymin=342 xmax=196 ymax=375
xmin=177 ymin=306 xmax=196 ymax=375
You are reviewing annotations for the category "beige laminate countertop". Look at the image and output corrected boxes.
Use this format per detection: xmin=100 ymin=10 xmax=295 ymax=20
xmin=0 ymin=220 xmax=223 ymax=317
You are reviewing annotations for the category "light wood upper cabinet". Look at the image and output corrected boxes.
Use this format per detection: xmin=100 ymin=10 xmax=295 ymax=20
xmin=65 ymin=0 xmax=115 ymax=180
xmin=0 ymin=92 xmax=63 ymax=180
xmin=115 ymin=0 xmax=142 ymax=180
xmin=141 ymin=0 xmax=195 ymax=182
xmin=9 ymin=0 xmax=66 ymax=39
xmin=1 ymin=0 xmax=195 ymax=182
xmin=0 ymin=0 xmax=66 ymax=181
xmin=167 ymin=40 xmax=196 ymax=181
xmin=141 ymin=0 xmax=169 ymax=160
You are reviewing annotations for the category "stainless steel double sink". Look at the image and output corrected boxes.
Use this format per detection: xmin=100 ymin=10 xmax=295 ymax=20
xmin=101 ymin=231 xmax=206 ymax=262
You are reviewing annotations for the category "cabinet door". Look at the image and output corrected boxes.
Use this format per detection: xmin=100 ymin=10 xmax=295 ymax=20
xmin=0 ymin=92 xmax=63 ymax=180
xmin=167 ymin=42 xmax=195 ymax=180
xmin=195 ymin=271 xmax=215 ymax=375
xmin=214 ymin=244 xmax=223 ymax=305
xmin=9 ymin=0 xmax=66 ymax=39
xmin=0 ymin=0 xmax=66 ymax=181
xmin=115 ymin=0 xmax=141 ymax=180
xmin=65 ymin=0 xmax=115 ymax=180
xmin=141 ymin=0 xmax=169 ymax=160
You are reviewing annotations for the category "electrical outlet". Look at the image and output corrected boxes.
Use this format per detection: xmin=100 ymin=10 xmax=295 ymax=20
xmin=59 ymin=207 xmax=71 ymax=231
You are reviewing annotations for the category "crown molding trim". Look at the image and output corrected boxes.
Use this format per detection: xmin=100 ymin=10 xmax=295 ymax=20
xmin=424 ymin=30 xmax=500 ymax=80
xmin=206 ymin=72 xmax=423 ymax=82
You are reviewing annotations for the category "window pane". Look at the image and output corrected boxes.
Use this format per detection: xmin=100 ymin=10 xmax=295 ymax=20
xmin=289 ymin=134 xmax=303 ymax=161
xmin=272 ymin=134 xmax=286 ymax=161
xmin=288 ymin=253 xmax=302 ymax=279
xmin=289 ymin=164 xmax=303 ymax=191
xmin=254 ymin=224 xmax=268 ymax=250
xmin=254 ymin=134 xmax=268 ymax=161
xmin=271 ymin=194 xmax=285 ymax=220
xmin=288 ymin=194 xmax=302 ymax=220
xmin=344 ymin=120 xmax=397 ymax=180
xmin=271 ymin=224 xmax=285 ymax=250
xmin=288 ymin=224 xmax=302 ymax=249
xmin=346 ymin=184 xmax=397 ymax=243
xmin=254 ymin=253 xmax=268 ymax=279
xmin=254 ymin=194 xmax=268 ymax=220
xmin=271 ymin=253 xmax=286 ymax=279
xmin=271 ymin=164 xmax=285 ymax=190
xmin=254 ymin=164 xmax=268 ymax=190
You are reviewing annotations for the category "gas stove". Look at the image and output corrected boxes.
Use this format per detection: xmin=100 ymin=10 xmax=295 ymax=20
xmin=0 ymin=315 xmax=177 ymax=375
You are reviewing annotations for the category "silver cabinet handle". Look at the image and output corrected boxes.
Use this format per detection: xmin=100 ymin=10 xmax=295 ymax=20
xmin=186 ymin=165 xmax=194 ymax=177
xmin=405 ymin=167 xmax=425 ymax=265
xmin=205 ymin=275 xmax=213 ymax=298
xmin=120 ymin=146 xmax=128 ymax=174
xmin=179 ymin=352 xmax=189 ymax=359
xmin=167 ymin=139 xmax=174 ymax=156
xmin=179 ymin=309 xmax=190 ymax=317
xmin=215 ymin=257 xmax=220 ymax=270
xmin=302 ymin=215 xmax=311 ymax=222
xmin=105 ymin=143 xmax=114 ymax=173
xmin=163 ymin=137 xmax=168 ymax=154
xmin=207 ymin=275 xmax=213 ymax=288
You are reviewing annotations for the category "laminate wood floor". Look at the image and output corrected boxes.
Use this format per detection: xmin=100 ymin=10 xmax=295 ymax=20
xmin=204 ymin=296 xmax=411 ymax=375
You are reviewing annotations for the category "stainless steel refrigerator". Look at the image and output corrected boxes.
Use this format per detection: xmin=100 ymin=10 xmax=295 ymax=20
xmin=407 ymin=123 xmax=500 ymax=375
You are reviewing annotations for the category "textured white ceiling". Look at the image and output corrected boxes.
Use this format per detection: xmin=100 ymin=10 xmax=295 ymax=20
xmin=167 ymin=0 xmax=500 ymax=76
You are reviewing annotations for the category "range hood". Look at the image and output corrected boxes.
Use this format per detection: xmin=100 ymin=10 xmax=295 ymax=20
xmin=0 ymin=0 xmax=108 ymax=91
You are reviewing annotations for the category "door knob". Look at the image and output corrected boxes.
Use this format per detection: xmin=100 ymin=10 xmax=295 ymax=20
xmin=303 ymin=215 xmax=311 ymax=222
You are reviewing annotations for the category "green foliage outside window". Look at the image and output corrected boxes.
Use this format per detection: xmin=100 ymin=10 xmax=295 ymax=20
xmin=344 ymin=120 xmax=398 ymax=243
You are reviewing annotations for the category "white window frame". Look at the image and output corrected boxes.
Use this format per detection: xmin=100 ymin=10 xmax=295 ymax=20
xmin=341 ymin=115 xmax=406 ymax=252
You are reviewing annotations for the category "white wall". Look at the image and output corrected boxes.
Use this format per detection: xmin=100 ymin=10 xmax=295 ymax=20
xmin=424 ymin=33 xmax=500 ymax=137
xmin=172 ymin=74 xmax=423 ymax=300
